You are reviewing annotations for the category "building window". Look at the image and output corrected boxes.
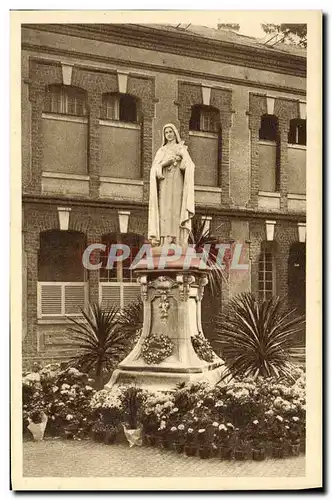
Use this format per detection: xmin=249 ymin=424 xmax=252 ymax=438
xmin=288 ymin=119 xmax=306 ymax=146
xmin=259 ymin=114 xmax=279 ymax=141
xmin=258 ymin=245 xmax=276 ymax=301
xmin=99 ymin=233 xmax=144 ymax=308
xmin=189 ymin=105 xmax=220 ymax=133
xmin=102 ymin=93 xmax=138 ymax=123
xmin=44 ymin=85 xmax=87 ymax=117
xmin=37 ymin=231 xmax=87 ymax=318
xmin=188 ymin=105 xmax=220 ymax=187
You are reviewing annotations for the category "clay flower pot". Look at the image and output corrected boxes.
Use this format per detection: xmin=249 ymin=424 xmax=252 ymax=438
xmin=252 ymin=448 xmax=266 ymax=461
xmin=104 ymin=428 xmax=117 ymax=445
xmin=234 ymin=449 xmax=246 ymax=461
xmin=271 ymin=445 xmax=285 ymax=459
xmin=174 ymin=441 xmax=185 ymax=454
xmin=219 ymin=446 xmax=232 ymax=460
xmin=289 ymin=441 xmax=301 ymax=456
xmin=198 ymin=446 xmax=211 ymax=459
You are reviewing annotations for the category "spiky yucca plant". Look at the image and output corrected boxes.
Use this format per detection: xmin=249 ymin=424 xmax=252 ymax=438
xmin=215 ymin=292 xmax=305 ymax=381
xmin=66 ymin=303 xmax=131 ymax=388
xmin=188 ymin=215 xmax=229 ymax=295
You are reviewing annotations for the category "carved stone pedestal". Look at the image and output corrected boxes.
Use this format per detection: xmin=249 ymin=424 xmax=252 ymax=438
xmin=105 ymin=265 xmax=226 ymax=392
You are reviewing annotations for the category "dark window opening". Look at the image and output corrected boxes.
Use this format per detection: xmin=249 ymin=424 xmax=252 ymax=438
xmin=102 ymin=93 xmax=138 ymax=123
xmin=259 ymin=114 xmax=279 ymax=141
xmin=288 ymin=119 xmax=306 ymax=146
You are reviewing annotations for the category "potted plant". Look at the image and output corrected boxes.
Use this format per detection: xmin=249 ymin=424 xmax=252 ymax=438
xmin=121 ymin=386 xmax=145 ymax=447
xmin=91 ymin=418 xmax=107 ymax=442
xmin=287 ymin=416 xmax=302 ymax=456
xmin=268 ymin=414 xmax=287 ymax=458
xmin=197 ymin=425 xmax=213 ymax=459
xmin=172 ymin=424 xmax=186 ymax=454
xmin=233 ymin=427 xmax=249 ymax=461
xmin=216 ymin=422 xmax=234 ymax=460
xmin=27 ymin=409 xmax=48 ymax=441
xmin=249 ymin=420 xmax=266 ymax=461
xmin=184 ymin=426 xmax=197 ymax=457
xmin=104 ymin=423 xmax=118 ymax=445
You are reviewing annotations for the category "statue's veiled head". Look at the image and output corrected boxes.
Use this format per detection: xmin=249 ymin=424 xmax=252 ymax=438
xmin=162 ymin=123 xmax=181 ymax=145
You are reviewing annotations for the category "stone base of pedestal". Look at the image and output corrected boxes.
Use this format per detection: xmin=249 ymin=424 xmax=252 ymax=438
xmin=105 ymin=252 xmax=227 ymax=393
xmin=105 ymin=363 xmax=226 ymax=392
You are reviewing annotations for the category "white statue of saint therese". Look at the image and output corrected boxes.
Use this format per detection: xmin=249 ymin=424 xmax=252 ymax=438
xmin=148 ymin=123 xmax=195 ymax=247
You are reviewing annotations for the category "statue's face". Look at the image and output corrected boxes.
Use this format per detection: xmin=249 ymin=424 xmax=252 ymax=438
xmin=164 ymin=127 xmax=176 ymax=143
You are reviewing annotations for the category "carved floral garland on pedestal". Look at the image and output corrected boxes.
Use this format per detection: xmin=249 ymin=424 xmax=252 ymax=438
xmin=191 ymin=334 xmax=215 ymax=363
xmin=141 ymin=334 xmax=174 ymax=365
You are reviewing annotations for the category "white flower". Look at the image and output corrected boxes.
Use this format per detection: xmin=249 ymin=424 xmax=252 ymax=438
xmin=61 ymin=384 xmax=70 ymax=390
xmin=198 ymin=428 xmax=206 ymax=433
xmin=218 ymin=424 xmax=227 ymax=431
xmin=226 ymin=423 xmax=234 ymax=429
xmin=187 ymin=428 xmax=194 ymax=433
xmin=212 ymin=422 xmax=219 ymax=427
xmin=66 ymin=414 xmax=73 ymax=421
xmin=276 ymin=415 xmax=283 ymax=422
xmin=85 ymin=385 xmax=93 ymax=391
xmin=52 ymin=386 xmax=59 ymax=393
xmin=253 ymin=420 xmax=259 ymax=425
xmin=170 ymin=426 xmax=177 ymax=432
xmin=292 ymin=416 xmax=300 ymax=422
xmin=178 ymin=424 xmax=185 ymax=431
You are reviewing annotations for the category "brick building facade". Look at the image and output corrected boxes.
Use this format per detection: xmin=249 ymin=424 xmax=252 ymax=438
xmin=21 ymin=23 xmax=307 ymax=366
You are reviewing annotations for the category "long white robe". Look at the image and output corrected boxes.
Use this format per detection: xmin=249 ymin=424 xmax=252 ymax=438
xmin=148 ymin=134 xmax=195 ymax=246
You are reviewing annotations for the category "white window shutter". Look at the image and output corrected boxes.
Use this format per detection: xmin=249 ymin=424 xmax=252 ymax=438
xmin=40 ymin=284 xmax=62 ymax=316
xmin=64 ymin=284 xmax=86 ymax=315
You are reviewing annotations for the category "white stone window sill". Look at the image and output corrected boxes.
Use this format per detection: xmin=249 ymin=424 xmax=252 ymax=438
xmin=287 ymin=193 xmax=306 ymax=200
xmin=99 ymin=119 xmax=140 ymax=130
xmin=42 ymin=172 xmax=90 ymax=181
xmin=189 ymin=130 xmax=219 ymax=139
xmin=42 ymin=112 xmax=88 ymax=124
xmin=100 ymin=177 xmax=144 ymax=185
xmin=258 ymin=140 xmax=277 ymax=146
xmin=258 ymin=191 xmax=281 ymax=198
xmin=195 ymin=185 xmax=221 ymax=193
xmin=37 ymin=318 xmax=87 ymax=325
xmin=287 ymin=144 xmax=306 ymax=150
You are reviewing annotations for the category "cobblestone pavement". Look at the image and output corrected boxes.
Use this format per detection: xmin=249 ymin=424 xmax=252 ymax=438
xmin=23 ymin=439 xmax=305 ymax=478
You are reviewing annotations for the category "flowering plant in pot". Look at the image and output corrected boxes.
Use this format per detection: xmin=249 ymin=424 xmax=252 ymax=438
xmin=196 ymin=423 xmax=214 ymax=459
xmin=286 ymin=416 xmax=303 ymax=456
xmin=248 ymin=419 xmax=267 ymax=461
xmin=169 ymin=423 xmax=186 ymax=453
xmin=120 ymin=385 xmax=147 ymax=447
xmin=184 ymin=425 xmax=197 ymax=457
xmin=265 ymin=412 xmax=287 ymax=458
xmin=141 ymin=391 xmax=174 ymax=446
xmin=233 ymin=427 xmax=250 ymax=461
xmin=215 ymin=422 xmax=234 ymax=460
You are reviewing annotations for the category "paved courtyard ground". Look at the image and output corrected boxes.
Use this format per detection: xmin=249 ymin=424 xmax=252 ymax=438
xmin=23 ymin=439 xmax=305 ymax=478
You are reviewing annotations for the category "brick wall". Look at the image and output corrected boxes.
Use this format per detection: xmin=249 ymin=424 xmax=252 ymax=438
xmin=177 ymin=81 xmax=233 ymax=205
xmin=25 ymin=59 xmax=155 ymax=200
xmin=247 ymin=93 xmax=302 ymax=210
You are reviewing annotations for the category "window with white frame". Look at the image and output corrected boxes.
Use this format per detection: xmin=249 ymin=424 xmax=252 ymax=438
xmin=102 ymin=93 xmax=138 ymax=123
xmin=189 ymin=105 xmax=220 ymax=133
xmin=99 ymin=233 xmax=144 ymax=309
xmin=258 ymin=245 xmax=276 ymax=301
xmin=37 ymin=231 xmax=87 ymax=318
xmin=44 ymin=85 xmax=87 ymax=117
